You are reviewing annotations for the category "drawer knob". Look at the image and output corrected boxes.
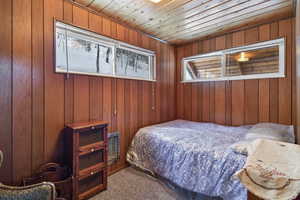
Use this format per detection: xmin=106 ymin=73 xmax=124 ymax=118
xmin=91 ymin=126 xmax=95 ymax=130
xmin=90 ymin=171 xmax=94 ymax=175
xmin=91 ymin=148 xmax=95 ymax=152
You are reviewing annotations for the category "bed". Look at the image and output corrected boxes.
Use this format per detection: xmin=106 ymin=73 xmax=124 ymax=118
xmin=126 ymin=120 xmax=294 ymax=200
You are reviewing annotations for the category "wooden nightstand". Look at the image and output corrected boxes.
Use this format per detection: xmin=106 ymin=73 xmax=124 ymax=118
xmin=64 ymin=121 xmax=108 ymax=200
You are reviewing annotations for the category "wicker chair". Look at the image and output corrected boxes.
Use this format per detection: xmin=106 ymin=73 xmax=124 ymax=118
xmin=0 ymin=150 xmax=57 ymax=200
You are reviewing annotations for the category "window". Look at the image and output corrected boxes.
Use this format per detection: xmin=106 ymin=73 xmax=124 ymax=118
xmin=183 ymin=54 xmax=223 ymax=81
xmin=182 ymin=38 xmax=285 ymax=82
xmin=56 ymin=27 xmax=115 ymax=75
xmin=55 ymin=21 xmax=156 ymax=81
xmin=115 ymin=45 xmax=155 ymax=80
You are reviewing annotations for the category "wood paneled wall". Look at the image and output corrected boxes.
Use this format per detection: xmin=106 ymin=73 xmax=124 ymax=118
xmin=176 ymin=18 xmax=296 ymax=127
xmin=0 ymin=0 xmax=176 ymax=184
xmin=296 ymin=0 xmax=300 ymax=145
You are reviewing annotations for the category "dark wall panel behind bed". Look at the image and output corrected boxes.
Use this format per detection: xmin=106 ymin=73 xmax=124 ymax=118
xmin=176 ymin=17 xmax=296 ymax=128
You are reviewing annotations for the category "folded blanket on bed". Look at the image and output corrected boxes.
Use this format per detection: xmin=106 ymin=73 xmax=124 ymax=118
xmin=235 ymin=139 xmax=300 ymax=200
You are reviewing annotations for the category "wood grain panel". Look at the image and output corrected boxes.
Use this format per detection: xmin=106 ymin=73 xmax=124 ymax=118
xmin=44 ymin=0 xmax=64 ymax=165
xmin=116 ymin=79 xmax=125 ymax=167
xmin=165 ymin=46 xmax=171 ymax=121
xmin=258 ymin=79 xmax=270 ymax=122
xmin=258 ymin=24 xmax=271 ymax=122
xmin=137 ymin=80 xmax=144 ymax=129
xmin=165 ymin=40 xmax=175 ymax=121
xmin=32 ymin=0 xmax=45 ymax=173
xmin=215 ymin=81 xmax=226 ymax=125
xmin=102 ymin=17 xmax=111 ymax=36
xmin=12 ymin=0 xmax=32 ymax=183
xmin=244 ymin=80 xmax=259 ymax=124
xmin=278 ymin=19 xmax=292 ymax=125
xmin=111 ymin=79 xmax=117 ymax=132
xmin=202 ymin=82 xmax=210 ymax=122
xmin=160 ymin=43 xmax=168 ymax=122
xmin=155 ymin=40 xmax=162 ymax=123
xmin=225 ymin=80 xmax=232 ymax=125
xmin=111 ymin=21 xmax=117 ymax=39
xmin=102 ymin=78 xmax=112 ymax=132
xmin=269 ymin=22 xmax=280 ymax=123
xmin=89 ymin=78 xmax=103 ymax=121
xmin=231 ymin=80 xmax=245 ymax=125
xmin=244 ymin=28 xmax=259 ymax=124
xmin=63 ymin=0 xmax=73 ymax=23
xmin=88 ymin=12 xmax=101 ymax=32
xmin=124 ymin=79 xmax=131 ymax=153
xmin=142 ymin=81 xmax=151 ymax=125
xmin=0 ymin=0 xmax=12 ymax=184
xmin=129 ymin=80 xmax=138 ymax=141
xmin=295 ymin=0 xmax=300 ymax=145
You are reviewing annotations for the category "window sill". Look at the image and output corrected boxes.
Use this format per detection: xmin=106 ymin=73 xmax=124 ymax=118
xmin=181 ymin=73 xmax=285 ymax=83
xmin=56 ymin=69 xmax=157 ymax=82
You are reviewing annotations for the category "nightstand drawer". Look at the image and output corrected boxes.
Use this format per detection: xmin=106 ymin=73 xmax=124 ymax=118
xmin=78 ymin=163 xmax=105 ymax=179
xmin=77 ymin=169 xmax=106 ymax=199
xmin=79 ymin=129 xmax=104 ymax=147
xmin=79 ymin=149 xmax=105 ymax=171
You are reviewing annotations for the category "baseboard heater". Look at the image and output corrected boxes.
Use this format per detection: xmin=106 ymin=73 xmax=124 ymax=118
xmin=108 ymin=131 xmax=120 ymax=165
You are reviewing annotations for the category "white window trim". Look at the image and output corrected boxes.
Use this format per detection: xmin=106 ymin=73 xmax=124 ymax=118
xmin=56 ymin=27 xmax=117 ymax=77
xmin=115 ymin=44 xmax=156 ymax=80
xmin=181 ymin=38 xmax=285 ymax=83
xmin=55 ymin=20 xmax=156 ymax=82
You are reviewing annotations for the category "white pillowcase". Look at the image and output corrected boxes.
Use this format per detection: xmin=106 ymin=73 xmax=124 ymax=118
xmin=245 ymin=123 xmax=294 ymax=143
xmin=231 ymin=123 xmax=294 ymax=155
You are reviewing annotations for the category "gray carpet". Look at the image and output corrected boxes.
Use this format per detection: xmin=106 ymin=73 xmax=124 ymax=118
xmin=91 ymin=167 xmax=221 ymax=200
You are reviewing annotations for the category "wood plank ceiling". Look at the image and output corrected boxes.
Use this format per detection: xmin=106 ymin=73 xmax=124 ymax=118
xmin=73 ymin=0 xmax=294 ymax=44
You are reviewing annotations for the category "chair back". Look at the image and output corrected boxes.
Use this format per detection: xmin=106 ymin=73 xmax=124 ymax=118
xmin=0 ymin=150 xmax=3 ymax=168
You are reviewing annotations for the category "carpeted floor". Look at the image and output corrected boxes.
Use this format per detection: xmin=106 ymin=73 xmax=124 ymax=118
xmin=90 ymin=167 xmax=221 ymax=200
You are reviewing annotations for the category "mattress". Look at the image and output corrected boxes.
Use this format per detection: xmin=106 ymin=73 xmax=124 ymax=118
xmin=127 ymin=120 xmax=253 ymax=200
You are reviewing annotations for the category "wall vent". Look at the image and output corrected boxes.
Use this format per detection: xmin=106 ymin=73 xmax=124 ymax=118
xmin=108 ymin=131 xmax=120 ymax=165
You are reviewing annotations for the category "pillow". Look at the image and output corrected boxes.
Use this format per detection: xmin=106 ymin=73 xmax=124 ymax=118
xmin=245 ymin=123 xmax=294 ymax=143
xmin=231 ymin=123 xmax=294 ymax=156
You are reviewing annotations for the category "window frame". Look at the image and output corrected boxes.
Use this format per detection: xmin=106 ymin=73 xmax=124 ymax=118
xmin=115 ymin=43 xmax=156 ymax=81
xmin=54 ymin=20 xmax=156 ymax=82
xmin=55 ymin=26 xmax=116 ymax=76
xmin=181 ymin=38 xmax=285 ymax=83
